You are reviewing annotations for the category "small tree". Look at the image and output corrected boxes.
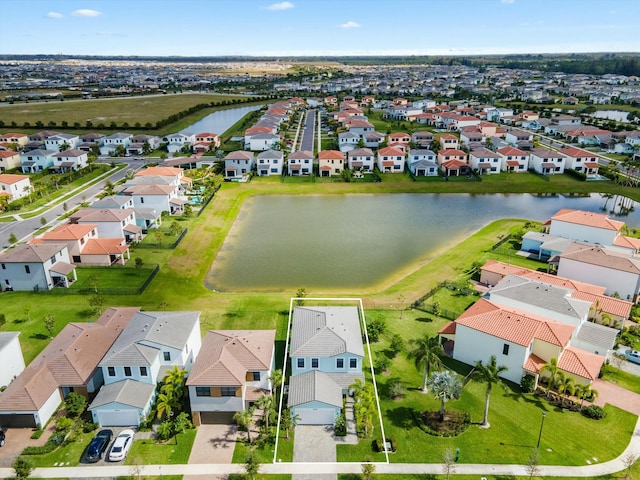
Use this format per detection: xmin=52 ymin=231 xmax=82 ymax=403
xmin=525 ymin=448 xmax=540 ymax=480
xmin=234 ymin=408 xmax=254 ymax=444
xmin=280 ymin=409 xmax=299 ymax=440
xmin=362 ymin=462 xmax=376 ymax=480
xmin=44 ymin=314 xmax=55 ymax=338
xmin=183 ymin=204 xmax=193 ymax=217
xmin=268 ymin=368 xmax=283 ymax=401
xmin=173 ymin=411 xmax=193 ymax=434
xmin=428 ymin=371 xmax=463 ymax=421
xmin=366 ymin=317 xmax=386 ymax=343
xmin=134 ymin=257 xmax=144 ymax=270
xmin=442 ymin=448 xmax=456 ymax=480
xmin=622 ymin=452 xmax=638 ymax=480
xmin=169 ymin=221 xmax=181 ymax=236
xmin=0 ymin=313 xmax=6 ymax=327
xmin=156 ymin=421 xmax=173 ymax=441
xmin=89 ymin=294 xmax=105 ymax=315
xmin=295 ymin=288 xmax=306 ymax=306
xmin=13 ymin=457 xmax=33 ymax=480
xmin=8 ymin=232 xmax=18 ymax=245
xmin=389 ymin=334 xmax=405 ymax=357
xmin=244 ymin=450 xmax=260 ymax=480
xmin=65 ymin=392 xmax=87 ymax=418
xmin=407 ymin=334 xmax=444 ymax=392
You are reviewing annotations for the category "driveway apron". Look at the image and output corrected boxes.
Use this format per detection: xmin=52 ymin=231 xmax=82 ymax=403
xmin=292 ymin=425 xmax=337 ymax=480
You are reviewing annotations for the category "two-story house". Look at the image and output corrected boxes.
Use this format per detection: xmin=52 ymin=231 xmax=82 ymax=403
xmin=437 ymin=149 xmax=469 ymax=176
xmin=100 ymin=133 xmax=133 ymax=156
xmin=165 ymin=133 xmax=195 ymax=154
xmin=186 ymin=330 xmax=276 ymax=425
xmin=529 ymin=148 xmax=566 ymax=175
xmin=318 ymin=150 xmax=345 ymax=177
xmin=288 ymin=150 xmax=314 ymax=176
xmin=0 ymin=243 xmax=76 ymax=292
xmin=469 ymin=147 xmax=500 ymax=175
xmin=0 ymin=174 xmax=31 ymax=201
xmin=497 ymin=146 xmax=529 ymax=172
xmin=407 ymin=149 xmax=438 ymax=176
xmin=0 ymin=332 xmax=25 ymax=389
xmin=0 ymin=151 xmax=22 ymax=172
xmin=348 ymin=148 xmax=375 ymax=172
xmin=411 ymin=131 xmax=434 ymax=148
xmin=377 ymin=146 xmax=405 ymax=173
xmin=558 ymin=147 xmax=601 ymax=178
xmin=70 ymin=208 xmax=141 ymax=243
xmin=287 ymin=306 xmax=364 ymax=425
xmin=224 ymin=151 xmax=255 ymax=179
xmin=52 ymin=150 xmax=88 ymax=172
xmin=89 ymin=310 xmax=201 ymax=427
xmin=20 ymin=149 xmax=57 ymax=173
xmin=44 ymin=133 xmax=80 ymax=151
xmin=256 ymin=149 xmax=284 ymax=176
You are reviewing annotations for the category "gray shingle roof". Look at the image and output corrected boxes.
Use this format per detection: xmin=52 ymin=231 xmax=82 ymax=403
xmin=575 ymin=322 xmax=618 ymax=352
xmin=287 ymin=370 xmax=342 ymax=408
xmin=290 ymin=307 xmax=364 ymax=358
xmin=88 ymin=379 xmax=155 ymax=410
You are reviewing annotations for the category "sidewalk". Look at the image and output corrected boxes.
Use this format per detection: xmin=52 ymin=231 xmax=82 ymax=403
xmin=2 ymin=416 xmax=636 ymax=479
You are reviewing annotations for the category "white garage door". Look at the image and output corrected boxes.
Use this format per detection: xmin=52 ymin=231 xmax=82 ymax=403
xmin=97 ymin=409 xmax=139 ymax=427
xmin=295 ymin=408 xmax=335 ymax=425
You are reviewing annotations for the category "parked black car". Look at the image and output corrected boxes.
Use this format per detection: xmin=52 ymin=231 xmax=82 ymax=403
xmin=85 ymin=429 xmax=113 ymax=462
xmin=0 ymin=429 xmax=5 ymax=447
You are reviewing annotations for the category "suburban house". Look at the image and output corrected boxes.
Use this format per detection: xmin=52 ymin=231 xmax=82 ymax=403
xmin=497 ymin=146 xmax=529 ymax=172
xmin=224 ymin=151 xmax=255 ymax=179
xmin=529 ymin=148 xmax=566 ymax=175
xmin=438 ymin=298 xmax=604 ymax=389
xmin=363 ymin=131 xmax=386 ymax=149
xmin=193 ymin=132 xmax=220 ymax=153
xmin=89 ymin=310 xmax=202 ymax=427
xmin=33 ymin=223 xmax=98 ymax=262
xmin=248 ymin=133 xmax=279 ymax=151
xmin=0 ymin=132 xmax=29 ymax=147
xmin=52 ymin=150 xmax=88 ymax=172
xmin=92 ymin=195 xmax=135 ymax=210
xmin=438 ymin=134 xmax=459 ymax=150
xmin=407 ymin=149 xmax=438 ymax=176
xmin=388 ymin=132 xmax=411 ymax=146
xmin=186 ymin=329 xmax=276 ymax=425
xmin=412 ymin=131 xmax=434 ymax=148
xmin=165 ymin=133 xmax=195 ymax=154
xmin=0 ymin=150 xmax=21 ymax=172
xmin=469 ymin=147 xmax=500 ymax=175
xmin=256 ymin=149 xmax=284 ymax=176
xmin=287 ymin=150 xmax=314 ymax=176
xmin=124 ymin=184 xmax=184 ymax=216
xmin=0 ymin=307 xmax=139 ymax=428
xmin=70 ymin=208 xmax=141 ymax=243
xmin=44 ymin=133 xmax=80 ymax=151
xmin=0 ymin=243 xmax=76 ymax=292
xmin=547 ymin=209 xmax=640 ymax=253
xmin=0 ymin=174 xmax=31 ymax=202
xmin=338 ymin=132 xmax=360 ymax=152
xmin=377 ymin=146 xmax=405 ymax=173
xmin=91 ymin=196 xmax=161 ymax=231
xmin=318 ymin=150 xmax=345 ymax=177
xmin=348 ymin=148 xmax=375 ymax=172
xmin=100 ymin=133 xmax=133 ymax=156
xmin=437 ymin=149 xmax=469 ymax=176
xmin=287 ymin=306 xmax=364 ymax=425
xmin=132 ymin=166 xmax=185 ymax=188
xmin=558 ymin=147 xmax=601 ymax=177
xmin=20 ymin=149 xmax=57 ymax=173
xmin=554 ymin=243 xmax=640 ymax=302
xmin=0 ymin=332 xmax=25 ymax=389
xmin=460 ymin=128 xmax=484 ymax=146
xmin=127 ymin=134 xmax=159 ymax=156
xmin=505 ymin=129 xmax=533 ymax=146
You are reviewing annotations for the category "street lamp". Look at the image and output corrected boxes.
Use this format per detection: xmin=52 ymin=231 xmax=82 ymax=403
xmin=536 ymin=411 xmax=547 ymax=448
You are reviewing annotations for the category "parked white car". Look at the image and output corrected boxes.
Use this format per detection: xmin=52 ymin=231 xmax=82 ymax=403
xmin=108 ymin=429 xmax=134 ymax=462
xmin=625 ymin=349 xmax=640 ymax=365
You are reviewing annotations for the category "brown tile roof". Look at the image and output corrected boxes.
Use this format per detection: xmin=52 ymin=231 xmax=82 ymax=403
xmin=318 ymin=150 xmax=344 ymax=160
xmin=0 ymin=243 xmax=68 ymax=263
xmin=378 ymin=146 xmax=405 ymax=157
xmin=560 ymin=243 xmax=640 ymax=274
xmin=497 ymin=146 xmax=527 ymax=157
xmin=82 ymin=238 xmax=128 ymax=255
xmin=125 ymin=185 xmax=175 ymax=195
xmin=186 ymin=330 xmax=275 ymax=387
xmin=0 ymin=151 xmax=20 ymax=158
xmin=40 ymin=223 xmax=96 ymax=241
xmin=0 ymin=307 xmax=139 ymax=412
xmin=72 ymin=208 xmax=134 ymax=223
xmin=550 ymin=209 xmax=624 ymax=232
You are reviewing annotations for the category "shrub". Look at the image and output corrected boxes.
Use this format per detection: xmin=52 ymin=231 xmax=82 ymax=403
xmin=156 ymin=421 xmax=173 ymax=441
xmin=388 ymin=381 xmax=406 ymax=400
xmin=64 ymin=392 xmax=87 ymax=418
xmin=583 ymin=405 xmax=607 ymax=420
xmin=374 ymin=355 xmax=391 ymax=373
xmin=30 ymin=429 xmax=44 ymax=440
xmin=13 ymin=457 xmax=33 ymax=480
xmin=367 ymin=317 xmax=386 ymax=343
xmin=22 ymin=431 xmax=66 ymax=455
xmin=334 ymin=412 xmax=347 ymax=436
xmin=55 ymin=416 xmax=74 ymax=432
xmin=173 ymin=411 xmax=193 ymax=434
xmin=389 ymin=334 xmax=405 ymax=357
xmin=520 ymin=375 xmax=536 ymax=393
xmin=83 ymin=422 xmax=99 ymax=433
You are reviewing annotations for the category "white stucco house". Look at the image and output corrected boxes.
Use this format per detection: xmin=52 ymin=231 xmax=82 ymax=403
xmin=256 ymin=149 xmax=284 ymax=176
xmin=0 ymin=243 xmax=76 ymax=292
xmin=529 ymin=148 xmax=566 ymax=175
xmin=288 ymin=150 xmax=314 ymax=176
xmin=0 ymin=174 xmax=31 ymax=201
xmin=497 ymin=146 xmax=529 ymax=172
xmin=0 ymin=332 xmax=25 ymax=388
xmin=224 ymin=151 xmax=255 ymax=179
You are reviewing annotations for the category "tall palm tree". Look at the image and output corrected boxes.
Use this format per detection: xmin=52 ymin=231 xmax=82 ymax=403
xmin=268 ymin=369 xmax=283 ymax=401
xmin=575 ymin=384 xmax=599 ymax=410
xmin=156 ymin=391 xmax=178 ymax=420
xmin=556 ymin=376 xmax=575 ymax=408
xmin=407 ymin=335 xmax=444 ymax=392
xmin=162 ymin=366 xmax=187 ymax=400
xmin=350 ymin=378 xmax=376 ymax=438
xmin=255 ymin=394 xmax=273 ymax=430
xmin=540 ymin=358 xmax=562 ymax=398
xmin=233 ymin=408 xmax=254 ymax=444
xmin=427 ymin=371 xmax=462 ymax=421
xmin=471 ymin=356 xmax=508 ymax=428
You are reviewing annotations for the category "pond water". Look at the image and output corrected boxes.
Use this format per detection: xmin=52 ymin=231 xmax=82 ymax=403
xmin=180 ymin=104 xmax=262 ymax=134
xmin=205 ymin=193 xmax=639 ymax=292
xmin=590 ymin=110 xmax=629 ymax=122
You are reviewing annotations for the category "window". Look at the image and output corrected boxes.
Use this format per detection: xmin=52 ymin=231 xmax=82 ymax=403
xmin=273 ymin=159 xmax=278 ymax=164
xmin=1 ymin=263 xmax=5 ymax=270
xmin=195 ymin=387 xmax=211 ymax=397
xmin=163 ymin=352 xmax=171 ymax=361
xmin=72 ymin=256 xmax=81 ymax=263
xmin=123 ymin=366 xmax=132 ymax=377
xmin=24 ymin=265 xmax=30 ymax=274
xmin=140 ymin=366 xmax=148 ymax=376
xmin=311 ymin=358 xmax=319 ymax=369
xmin=502 ymin=344 xmax=510 ymax=356
xmin=140 ymin=197 xmax=144 ymax=204
xmin=297 ymin=358 xmax=304 ymax=368
xmin=252 ymin=372 xmax=260 ymax=381
xmin=50 ymin=255 xmax=56 ymax=264
xmin=107 ymin=367 xmax=116 ymax=377
xmin=336 ymin=358 xmax=344 ymax=369
xmin=221 ymin=387 xmax=236 ymax=397
xmin=349 ymin=358 xmax=357 ymax=369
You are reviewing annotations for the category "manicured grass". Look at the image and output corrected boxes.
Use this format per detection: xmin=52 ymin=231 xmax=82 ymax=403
xmin=65 ymin=265 xmax=158 ymax=293
xmin=0 ymin=94 xmax=247 ymax=133
xmin=125 ymin=428 xmax=196 ymax=465
xmin=600 ymin=365 xmax=640 ymax=395
xmin=26 ymin=430 xmax=95 ymax=467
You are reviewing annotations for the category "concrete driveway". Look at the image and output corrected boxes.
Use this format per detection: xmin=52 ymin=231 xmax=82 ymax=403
xmin=0 ymin=428 xmax=38 ymax=467
xmin=293 ymin=425 xmax=337 ymax=463
xmin=187 ymin=424 xmax=238 ymax=464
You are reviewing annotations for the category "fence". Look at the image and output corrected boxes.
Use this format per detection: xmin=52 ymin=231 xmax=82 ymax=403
xmin=134 ymin=228 xmax=188 ymax=249
xmin=197 ymin=184 xmax=221 ymax=217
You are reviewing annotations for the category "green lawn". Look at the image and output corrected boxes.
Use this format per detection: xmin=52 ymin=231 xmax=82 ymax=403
xmin=600 ymin=365 xmax=640 ymax=395
xmin=25 ymin=430 xmax=95 ymax=467
xmin=125 ymin=429 xmax=196 ymax=465
xmin=65 ymin=265 xmax=158 ymax=293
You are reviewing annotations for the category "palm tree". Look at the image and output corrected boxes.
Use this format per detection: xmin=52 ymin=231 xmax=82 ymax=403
xmin=407 ymin=335 xmax=444 ymax=392
xmin=156 ymin=391 xmax=178 ymax=420
xmin=471 ymin=356 xmax=508 ymax=428
xmin=556 ymin=376 xmax=575 ymax=408
xmin=280 ymin=408 xmax=299 ymax=440
xmin=575 ymin=384 xmax=599 ymax=410
xmin=540 ymin=358 xmax=562 ymax=398
xmin=162 ymin=366 xmax=187 ymax=400
xmin=350 ymin=378 xmax=376 ymax=438
xmin=233 ymin=408 xmax=254 ymax=444
xmin=268 ymin=368 xmax=283 ymax=401
xmin=427 ymin=371 xmax=463 ymax=421
xmin=255 ymin=394 xmax=273 ymax=430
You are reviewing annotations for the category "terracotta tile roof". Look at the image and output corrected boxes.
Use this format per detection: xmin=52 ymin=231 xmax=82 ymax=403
xmin=0 ymin=173 xmax=29 ymax=184
xmin=40 ymin=223 xmax=96 ymax=241
xmin=125 ymin=184 xmax=175 ymax=195
xmin=456 ymin=299 xmax=574 ymax=347
xmin=442 ymin=159 xmax=468 ymax=169
xmin=0 ymin=151 xmax=20 ymax=158
xmin=73 ymin=208 xmax=134 ymax=222
xmin=135 ymin=166 xmax=183 ymax=177
xmin=506 ymin=160 xmax=521 ymax=166
xmin=0 ymin=307 xmax=138 ymax=412
xmin=558 ymin=147 xmax=600 ymax=159
xmin=438 ymin=322 xmax=457 ymax=335
xmin=550 ymin=209 xmax=624 ymax=232
xmin=523 ymin=353 xmax=546 ymax=374
xmin=614 ymin=235 xmax=640 ymax=250
xmin=497 ymin=146 xmax=527 ymax=156
xmin=438 ymin=149 xmax=467 ymax=157
xmin=186 ymin=330 xmax=275 ymax=387
xmin=82 ymin=238 xmax=128 ymax=255
xmin=378 ymin=146 xmax=405 ymax=157
xmin=225 ymin=150 xmax=254 ymax=161
xmin=318 ymin=150 xmax=344 ymax=160
xmin=558 ymin=346 xmax=604 ymax=380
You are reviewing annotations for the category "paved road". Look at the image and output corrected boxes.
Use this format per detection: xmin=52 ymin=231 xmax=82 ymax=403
xmin=0 ymin=159 xmax=144 ymax=249
xmin=299 ymin=109 xmax=316 ymax=152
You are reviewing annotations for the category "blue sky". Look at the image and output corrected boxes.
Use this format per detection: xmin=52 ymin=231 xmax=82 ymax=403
xmin=1 ymin=0 xmax=639 ymax=56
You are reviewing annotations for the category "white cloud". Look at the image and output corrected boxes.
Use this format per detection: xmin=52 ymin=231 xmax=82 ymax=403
xmin=47 ymin=12 xmax=63 ymax=19
xmin=339 ymin=21 xmax=361 ymax=29
xmin=72 ymin=9 xmax=103 ymax=17
xmin=501 ymin=0 xmax=515 ymax=3
xmin=265 ymin=2 xmax=294 ymax=10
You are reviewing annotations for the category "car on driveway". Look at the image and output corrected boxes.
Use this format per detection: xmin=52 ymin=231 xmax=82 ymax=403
xmin=108 ymin=429 xmax=134 ymax=462
xmin=625 ymin=349 xmax=640 ymax=365
xmin=85 ymin=429 xmax=113 ymax=462
xmin=0 ymin=429 xmax=5 ymax=447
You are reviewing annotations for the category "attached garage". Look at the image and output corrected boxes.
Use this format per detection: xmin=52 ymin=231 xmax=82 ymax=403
xmin=96 ymin=409 xmax=140 ymax=427
xmin=0 ymin=413 xmax=37 ymax=428
xmin=198 ymin=411 xmax=235 ymax=425
xmin=295 ymin=407 xmax=337 ymax=426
